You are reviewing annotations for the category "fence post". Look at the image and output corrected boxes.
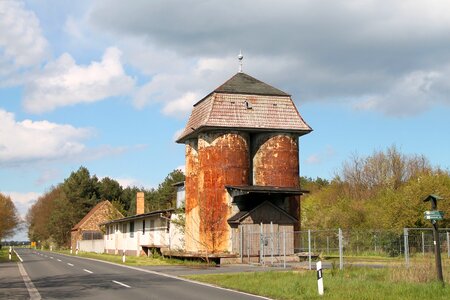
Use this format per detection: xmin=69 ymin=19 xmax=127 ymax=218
xmin=260 ymin=222 xmax=264 ymax=265
xmin=240 ymin=226 xmax=243 ymax=263
xmin=248 ymin=226 xmax=251 ymax=262
xmin=374 ymin=233 xmax=377 ymax=253
xmin=422 ymin=231 xmax=425 ymax=256
xmin=308 ymin=229 xmax=312 ymax=270
xmin=356 ymin=233 xmax=359 ymax=255
xmin=338 ymin=228 xmax=343 ymax=270
xmin=404 ymin=228 xmax=409 ymax=268
xmin=447 ymin=232 xmax=450 ymax=259
xmin=270 ymin=221 xmax=274 ymax=265
xmin=283 ymin=229 xmax=286 ymax=269
xmin=326 ymin=236 xmax=329 ymax=255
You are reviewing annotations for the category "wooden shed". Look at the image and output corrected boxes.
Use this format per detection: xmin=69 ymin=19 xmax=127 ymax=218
xmin=228 ymin=201 xmax=297 ymax=256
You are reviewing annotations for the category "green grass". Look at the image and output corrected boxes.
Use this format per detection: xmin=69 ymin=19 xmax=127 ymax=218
xmin=0 ymin=247 xmax=19 ymax=263
xmin=185 ymin=266 xmax=450 ymax=300
xmin=54 ymin=249 xmax=209 ymax=266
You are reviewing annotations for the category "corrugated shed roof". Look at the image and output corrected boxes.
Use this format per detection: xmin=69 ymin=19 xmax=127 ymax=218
xmin=177 ymin=73 xmax=312 ymax=143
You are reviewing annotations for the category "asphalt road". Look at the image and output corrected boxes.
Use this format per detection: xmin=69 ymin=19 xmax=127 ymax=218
xmin=14 ymin=248 xmax=269 ymax=300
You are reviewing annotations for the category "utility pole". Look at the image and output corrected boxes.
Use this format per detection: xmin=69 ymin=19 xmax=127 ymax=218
xmin=423 ymin=194 xmax=444 ymax=284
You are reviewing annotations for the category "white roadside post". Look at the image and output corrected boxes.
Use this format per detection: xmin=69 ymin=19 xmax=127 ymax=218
xmin=317 ymin=261 xmax=324 ymax=295
xmin=9 ymin=246 xmax=12 ymax=260
xmin=122 ymin=250 xmax=126 ymax=263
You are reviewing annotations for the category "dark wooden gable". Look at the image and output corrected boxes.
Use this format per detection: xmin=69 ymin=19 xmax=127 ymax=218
xmin=228 ymin=201 xmax=297 ymax=225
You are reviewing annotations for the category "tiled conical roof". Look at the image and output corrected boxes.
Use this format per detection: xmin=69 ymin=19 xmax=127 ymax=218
xmin=176 ymin=72 xmax=312 ymax=143
xmin=214 ymin=72 xmax=289 ymax=96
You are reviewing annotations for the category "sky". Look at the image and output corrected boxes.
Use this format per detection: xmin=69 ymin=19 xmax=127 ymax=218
xmin=1 ymin=0 xmax=450 ymax=241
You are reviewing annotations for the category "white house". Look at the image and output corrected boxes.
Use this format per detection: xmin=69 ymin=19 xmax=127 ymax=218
xmin=103 ymin=192 xmax=185 ymax=256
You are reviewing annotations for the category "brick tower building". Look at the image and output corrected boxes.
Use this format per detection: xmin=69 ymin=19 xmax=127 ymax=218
xmin=177 ymin=71 xmax=312 ymax=255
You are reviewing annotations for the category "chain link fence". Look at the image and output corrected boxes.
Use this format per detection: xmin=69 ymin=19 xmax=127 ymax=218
xmin=234 ymin=227 xmax=450 ymax=269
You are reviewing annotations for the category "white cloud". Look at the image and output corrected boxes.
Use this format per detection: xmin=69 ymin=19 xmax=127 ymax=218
xmin=131 ymin=47 xmax=234 ymax=118
xmin=354 ymin=70 xmax=441 ymax=116
xmin=63 ymin=16 xmax=84 ymax=40
xmin=172 ymin=128 xmax=185 ymax=142
xmin=23 ymin=47 xmax=135 ymax=113
xmin=162 ymin=92 xmax=199 ymax=118
xmin=3 ymin=191 xmax=41 ymax=218
xmin=0 ymin=109 xmax=92 ymax=166
xmin=0 ymin=1 xmax=49 ymax=68
xmin=35 ymin=168 xmax=61 ymax=186
xmin=114 ymin=178 xmax=143 ymax=188
xmin=88 ymin=0 xmax=450 ymax=117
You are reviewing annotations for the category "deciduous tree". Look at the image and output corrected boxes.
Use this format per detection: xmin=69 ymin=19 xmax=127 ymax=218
xmin=0 ymin=193 xmax=21 ymax=241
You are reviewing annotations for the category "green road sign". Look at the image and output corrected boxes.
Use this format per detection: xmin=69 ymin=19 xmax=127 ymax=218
xmin=424 ymin=210 xmax=444 ymax=221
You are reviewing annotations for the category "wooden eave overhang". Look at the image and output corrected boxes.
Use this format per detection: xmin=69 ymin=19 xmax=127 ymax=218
xmin=101 ymin=209 xmax=174 ymax=226
xmin=225 ymin=185 xmax=306 ymax=198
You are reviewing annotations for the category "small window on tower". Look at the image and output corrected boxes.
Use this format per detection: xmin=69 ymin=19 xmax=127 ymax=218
xmin=244 ymin=101 xmax=252 ymax=109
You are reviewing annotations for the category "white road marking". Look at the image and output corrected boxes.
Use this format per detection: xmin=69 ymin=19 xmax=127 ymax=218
xmin=13 ymin=250 xmax=23 ymax=263
xmin=18 ymin=262 xmax=41 ymax=300
xmin=112 ymin=280 xmax=131 ymax=288
xmin=83 ymin=269 xmax=93 ymax=274
xmin=57 ymin=252 xmax=270 ymax=300
xmin=67 ymin=263 xmax=74 ymax=266
xmin=50 ymin=257 xmax=54 ymax=259
xmin=57 ymin=259 xmax=62 ymax=262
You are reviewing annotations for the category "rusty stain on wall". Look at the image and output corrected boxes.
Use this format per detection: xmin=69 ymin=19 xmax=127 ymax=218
xmin=179 ymin=72 xmax=312 ymax=254
xmin=185 ymin=132 xmax=250 ymax=252
xmin=252 ymin=133 xmax=299 ymax=187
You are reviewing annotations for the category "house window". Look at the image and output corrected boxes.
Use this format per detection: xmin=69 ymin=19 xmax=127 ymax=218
xmin=130 ymin=221 xmax=134 ymax=238
xmin=122 ymin=223 xmax=127 ymax=238
xmin=149 ymin=219 xmax=155 ymax=231
xmin=82 ymin=231 xmax=103 ymax=240
xmin=142 ymin=220 xmax=145 ymax=234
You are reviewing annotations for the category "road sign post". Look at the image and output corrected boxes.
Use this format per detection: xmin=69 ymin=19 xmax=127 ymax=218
xmin=423 ymin=194 xmax=444 ymax=285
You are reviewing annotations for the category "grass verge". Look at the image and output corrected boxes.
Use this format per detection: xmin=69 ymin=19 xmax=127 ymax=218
xmin=54 ymin=249 xmax=209 ymax=267
xmin=185 ymin=264 xmax=450 ymax=300
xmin=0 ymin=247 xmax=19 ymax=263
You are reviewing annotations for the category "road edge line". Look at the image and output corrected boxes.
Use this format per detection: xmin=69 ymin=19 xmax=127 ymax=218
xmin=13 ymin=249 xmax=23 ymax=262
xmin=17 ymin=261 xmax=41 ymax=300
xmin=53 ymin=251 xmax=271 ymax=300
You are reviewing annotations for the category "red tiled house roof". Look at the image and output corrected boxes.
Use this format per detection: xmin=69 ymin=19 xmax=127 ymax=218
xmin=176 ymin=72 xmax=312 ymax=143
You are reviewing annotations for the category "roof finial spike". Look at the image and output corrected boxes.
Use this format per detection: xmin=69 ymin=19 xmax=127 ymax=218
xmin=238 ymin=50 xmax=244 ymax=73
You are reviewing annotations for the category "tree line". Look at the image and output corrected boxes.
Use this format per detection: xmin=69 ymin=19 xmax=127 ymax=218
xmin=26 ymin=167 xmax=184 ymax=247
xmin=301 ymin=146 xmax=450 ymax=231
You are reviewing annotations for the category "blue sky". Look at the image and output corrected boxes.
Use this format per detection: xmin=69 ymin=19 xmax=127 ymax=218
xmin=1 ymin=0 xmax=450 ymax=240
